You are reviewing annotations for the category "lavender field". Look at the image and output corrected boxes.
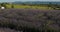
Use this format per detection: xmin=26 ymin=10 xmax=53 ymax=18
xmin=0 ymin=9 xmax=60 ymax=32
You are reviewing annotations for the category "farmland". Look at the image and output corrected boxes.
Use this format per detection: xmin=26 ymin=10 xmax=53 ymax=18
xmin=0 ymin=2 xmax=60 ymax=10
xmin=6 ymin=4 xmax=52 ymax=10
xmin=0 ymin=9 xmax=60 ymax=32
xmin=0 ymin=2 xmax=60 ymax=32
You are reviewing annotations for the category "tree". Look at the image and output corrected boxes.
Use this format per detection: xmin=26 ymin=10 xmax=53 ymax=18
xmin=48 ymin=2 xmax=52 ymax=7
xmin=11 ymin=4 xmax=14 ymax=8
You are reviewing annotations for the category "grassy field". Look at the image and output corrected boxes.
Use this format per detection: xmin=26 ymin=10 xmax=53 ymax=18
xmin=6 ymin=4 xmax=53 ymax=10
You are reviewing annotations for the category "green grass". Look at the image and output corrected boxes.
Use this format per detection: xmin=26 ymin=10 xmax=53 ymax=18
xmin=6 ymin=4 xmax=53 ymax=10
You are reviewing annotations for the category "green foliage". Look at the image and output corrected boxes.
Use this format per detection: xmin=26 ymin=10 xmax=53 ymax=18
xmin=0 ymin=3 xmax=7 ymax=8
xmin=11 ymin=4 xmax=14 ymax=8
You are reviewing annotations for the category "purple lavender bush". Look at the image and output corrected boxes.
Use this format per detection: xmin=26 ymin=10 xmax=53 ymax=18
xmin=0 ymin=9 xmax=60 ymax=32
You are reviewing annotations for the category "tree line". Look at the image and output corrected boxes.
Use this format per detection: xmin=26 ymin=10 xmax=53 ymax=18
xmin=0 ymin=3 xmax=14 ymax=9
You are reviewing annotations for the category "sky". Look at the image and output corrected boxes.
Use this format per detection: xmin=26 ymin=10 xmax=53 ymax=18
xmin=0 ymin=0 xmax=60 ymax=2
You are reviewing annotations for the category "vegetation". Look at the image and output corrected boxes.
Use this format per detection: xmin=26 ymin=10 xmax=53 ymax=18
xmin=0 ymin=28 xmax=20 ymax=32
xmin=0 ymin=9 xmax=60 ymax=32
xmin=0 ymin=2 xmax=60 ymax=32
xmin=0 ymin=3 xmax=60 ymax=10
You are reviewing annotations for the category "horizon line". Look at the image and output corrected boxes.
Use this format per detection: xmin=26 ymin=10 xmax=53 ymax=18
xmin=0 ymin=1 xmax=60 ymax=3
